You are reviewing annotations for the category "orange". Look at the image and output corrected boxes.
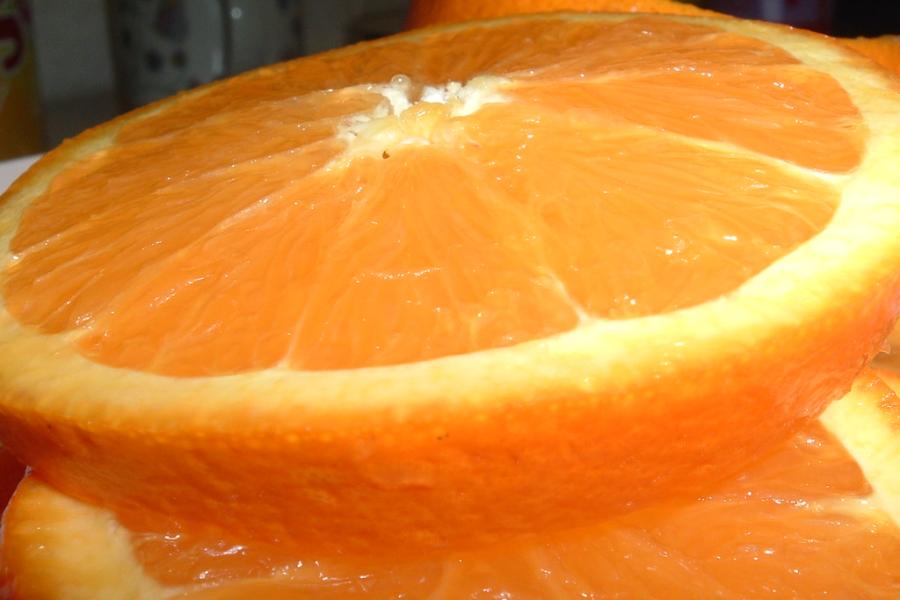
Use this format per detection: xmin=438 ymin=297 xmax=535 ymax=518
xmin=406 ymin=0 xmax=900 ymax=77
xmin=0 ymin=12 xmax=899 ymax=557
xmin=1 ymin=371 xmax=897 ymax=598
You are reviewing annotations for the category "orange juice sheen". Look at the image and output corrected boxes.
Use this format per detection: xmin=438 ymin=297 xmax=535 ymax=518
xmin=0 ymin=0 xmax=42 ymax=160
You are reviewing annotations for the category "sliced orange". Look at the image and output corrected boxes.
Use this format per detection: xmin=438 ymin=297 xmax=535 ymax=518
xmin=1 ymin=13 xmax=899 ymax=554
xmin=2 ymin=372 xmax=897 ymax=598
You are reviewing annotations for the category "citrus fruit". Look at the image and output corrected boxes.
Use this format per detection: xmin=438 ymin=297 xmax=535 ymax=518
xmin=406 ymin=0 xmax=900 ymax=78
xmin=2 ymin=371 xmax=897 ymax=599
xmin=0 ymin=13 xmax=899 ymax=555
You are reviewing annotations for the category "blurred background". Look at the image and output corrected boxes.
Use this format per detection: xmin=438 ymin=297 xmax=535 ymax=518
xmin=1 ymin=0 xmax=898 ymax=160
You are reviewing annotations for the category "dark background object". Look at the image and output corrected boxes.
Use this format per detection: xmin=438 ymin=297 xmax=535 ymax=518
xmin=704 ymin=0 xmax=898 ymax=35
xmin=831 ymin=0 xmax=900 ymax=37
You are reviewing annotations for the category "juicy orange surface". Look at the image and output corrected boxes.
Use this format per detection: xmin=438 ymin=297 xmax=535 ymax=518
xmin=4 ymin=18 xmax=861 ymax=376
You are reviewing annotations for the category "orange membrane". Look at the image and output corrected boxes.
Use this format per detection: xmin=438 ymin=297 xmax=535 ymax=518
xmin=123 ymin=420 xmax=897 ymax=597
xmin=3 ymin=18 xmax=863 ymax=375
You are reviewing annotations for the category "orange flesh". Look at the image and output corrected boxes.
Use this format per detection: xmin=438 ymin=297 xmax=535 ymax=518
xmin=3 ymin=18 xmax=863 ymax=375
xmin=119 ymin=418 xmax=897 ymax=597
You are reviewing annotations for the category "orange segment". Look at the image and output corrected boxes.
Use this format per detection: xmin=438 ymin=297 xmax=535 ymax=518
xmin=2 ymin=373 xmax=897 ymax=598
xmin=509 ymin=68 xmax=865 ymax=172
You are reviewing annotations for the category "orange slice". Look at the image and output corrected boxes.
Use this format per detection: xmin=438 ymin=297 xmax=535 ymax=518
xmin=2 ymin=371 xmax=897 ymax=598
xmin=0 ymin=13 xmax=899 ymax=553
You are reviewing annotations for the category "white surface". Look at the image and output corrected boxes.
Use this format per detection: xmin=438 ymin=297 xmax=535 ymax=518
xmin=0 ymin=155 xmax=40 ymax=195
